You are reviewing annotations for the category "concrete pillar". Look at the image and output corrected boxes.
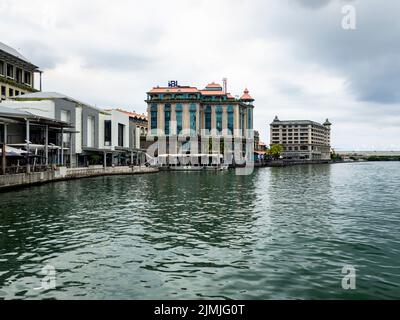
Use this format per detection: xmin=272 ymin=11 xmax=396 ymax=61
xmin=61 ymin=127 xmax=64 ymax=166
xmin=2 ymin=142 xmax=5 ymax=175
xmin=69 ymin=132 xmax=73 ymax=168
xmin=45 ymin=125 xmax=49 ymax=166
xmin=4 ymin=123 xmax=7 ymax=144
xmin=26 ymin=120 xmax=30 ymax=173
xmin=103 ymin=152 xmax=107 ymax=168
xmin=211 ymin=107 xmax=216 ymax=132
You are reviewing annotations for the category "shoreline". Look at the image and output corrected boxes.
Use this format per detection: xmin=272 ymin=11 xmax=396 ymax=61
xmin=0 ymin=166 xmax=159 ymax=192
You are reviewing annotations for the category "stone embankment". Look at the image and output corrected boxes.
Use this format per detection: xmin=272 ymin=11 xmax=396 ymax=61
xmin=0 ymin=166 xmax=158 ymax=191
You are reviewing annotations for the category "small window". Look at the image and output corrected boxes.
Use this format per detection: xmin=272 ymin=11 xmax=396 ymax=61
xmin=16 ymin=68 xmax=22 ymax=82
xmin=24 ymin=71 xmax=31 ymax=85
xmin=118 ymin=123 xmax=124 ymax=147
xmin=1 ymin=86 xmax=6 ymax=97
xmin=9 ymin=88 xmax=14 ymax=97
xmin=104 ymin=120 xmax=112 ymax=146
xmin=15 ymin=90 xmax=19 ymax=96
xmin=7 ymin=64 xmax=14 ymax=78
xmin=0 ymin=61 xmax=4 ymax=76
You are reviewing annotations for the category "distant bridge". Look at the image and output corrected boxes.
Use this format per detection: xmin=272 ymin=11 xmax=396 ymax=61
xmin=336 ymin=151 xmax=400 ymax=157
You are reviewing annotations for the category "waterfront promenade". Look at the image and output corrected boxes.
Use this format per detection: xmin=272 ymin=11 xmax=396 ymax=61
xmin=0 ymin=166 xmax=158 ymax=191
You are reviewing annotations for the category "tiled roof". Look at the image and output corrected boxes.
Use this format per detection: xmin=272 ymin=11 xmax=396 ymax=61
xmin=205 ymin=82 xmax=223 ymax=89
xmin=240 ymin=88 xmax=254 ymax=101
xmin=149 ymin=87 xmax=199 ymax=94
xmin=116 ymin=108 xmax=148 ymax=121
xmin=200 ymin=90 xmax=226 ymax=96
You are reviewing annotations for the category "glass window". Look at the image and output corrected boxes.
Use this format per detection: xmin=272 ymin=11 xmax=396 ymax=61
xmin=16 ymin=68 xmax=22 ymax=82
xmin=7 ymin=64 xmax=14 ymax=78
xmin=205 ymin=105 xmax=212 ymax=131
xmin=227 ymin=105 xmax=234 ymax=134
xmin=248 ymin=108 xmax=253 ymax=130
xmin=118 ymin=123 xmax=124 ymax=147
xmin=216 ymin=106 xmax=223 ymax=133
xmin=0 ymin=61 xmax=4 ymax=75
xmin=151 ymin=104 xmax=157 ymax=134
xmin=104 ymin=120 xmax=112 ymax=146
xmin=164 ymin=104 xmax=171 ymax=135
xmin=176 ymin=104 xmax=182 ymax=135
xmin=24 ymin=71 xmax=31 ymax=85
xmin=61 ymin=110 xmax=71 ymax=146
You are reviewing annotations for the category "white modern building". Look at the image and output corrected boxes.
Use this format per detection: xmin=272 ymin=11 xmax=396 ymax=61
xmin=1 ymin=92 xmax=138 ymax=167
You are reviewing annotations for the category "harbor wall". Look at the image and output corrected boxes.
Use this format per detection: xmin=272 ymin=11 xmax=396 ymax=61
xmin=0 ymin=166 xmax=158 ymax=191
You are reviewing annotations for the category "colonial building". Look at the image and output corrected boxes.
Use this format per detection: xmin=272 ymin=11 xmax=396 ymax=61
xmin=270 ymin=117 xmax=332 ymax=161
xmin=0 ymin=42 xmax=41 ymax=101
xmin=146 ymin=82 xmax=254 ymax=140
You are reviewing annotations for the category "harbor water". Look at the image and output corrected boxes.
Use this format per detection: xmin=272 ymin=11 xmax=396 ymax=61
xmin=0 ymin=162 xmax=399 ymax=299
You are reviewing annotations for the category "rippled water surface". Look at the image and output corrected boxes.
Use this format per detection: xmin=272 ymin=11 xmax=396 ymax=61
xmin=1 ymin=162 xmax=400 ymax=299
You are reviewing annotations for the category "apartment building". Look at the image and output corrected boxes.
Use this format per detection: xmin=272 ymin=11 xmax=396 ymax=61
xmin=270 ymin=116 xmax=332 ymax=161
xmin=0 ymin=42 xmax=41 ymax=101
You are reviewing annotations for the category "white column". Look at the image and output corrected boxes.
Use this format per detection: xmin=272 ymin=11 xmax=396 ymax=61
xmin=45 ymin=125 xmax=49 ymax=166
xmin=26 ymin=120 xmax=30 ymax=173
xmin=61 ymin=127 xmax=64 ymax=166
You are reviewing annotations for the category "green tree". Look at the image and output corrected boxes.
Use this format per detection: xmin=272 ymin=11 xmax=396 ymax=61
xmin=268 ymin=144 xmax=283 ymax=159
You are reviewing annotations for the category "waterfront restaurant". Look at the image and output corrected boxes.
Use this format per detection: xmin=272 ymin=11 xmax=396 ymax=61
xmin=145 ymin=81 xmax=255 ymax=166
xmin=0 ymin=105 xmax=73 ymax=174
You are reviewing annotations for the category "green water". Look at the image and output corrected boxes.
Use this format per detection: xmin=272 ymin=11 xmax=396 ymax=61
xmin=0 ymin=162 xmax=399 ymax=299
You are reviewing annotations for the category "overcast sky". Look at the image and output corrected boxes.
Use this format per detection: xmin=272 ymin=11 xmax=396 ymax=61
xmin=1 ymin=0 xmax=399 ymax=150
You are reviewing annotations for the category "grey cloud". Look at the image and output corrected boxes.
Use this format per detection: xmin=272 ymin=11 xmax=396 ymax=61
xmin=257 ymin=0 xmax=400 ymax=105
xmin=82 ymin=50 xmax=154 ymax=71
xmin=294 ymin=0 xmax=332 ymax=9
xmin=14 ymin=40 xmax=64 ymax=69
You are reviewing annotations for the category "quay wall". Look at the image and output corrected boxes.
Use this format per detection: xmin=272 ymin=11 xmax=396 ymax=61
xmin=0 ymin=166 xmax=158 ymax=191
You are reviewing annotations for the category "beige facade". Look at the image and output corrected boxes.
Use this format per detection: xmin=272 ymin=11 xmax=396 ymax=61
xmin=270 ymin=117 xmax=332 ymax=161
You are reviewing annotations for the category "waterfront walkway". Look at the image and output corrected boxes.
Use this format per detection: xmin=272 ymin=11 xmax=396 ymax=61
xmin=0 ymin=166 xmax=159 ymax=191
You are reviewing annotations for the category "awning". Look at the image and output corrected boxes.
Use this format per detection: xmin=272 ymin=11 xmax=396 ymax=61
xmin=254 ymin=151 xmax=267 ymax=155
xmin=0 ymin=146 xmax=27 ymax=157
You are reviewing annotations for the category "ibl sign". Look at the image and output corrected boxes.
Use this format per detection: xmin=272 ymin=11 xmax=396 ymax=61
xmin=168 ymin=80 xmax=178 ymax=87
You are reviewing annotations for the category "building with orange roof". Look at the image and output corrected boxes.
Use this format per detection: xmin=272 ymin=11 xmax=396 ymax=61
xmin=146 ymin=81 xmax=254 ymax=141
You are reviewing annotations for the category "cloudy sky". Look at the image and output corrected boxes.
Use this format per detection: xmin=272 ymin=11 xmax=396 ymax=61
xmin=1 ymin=0 xmax=399 ymax=150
